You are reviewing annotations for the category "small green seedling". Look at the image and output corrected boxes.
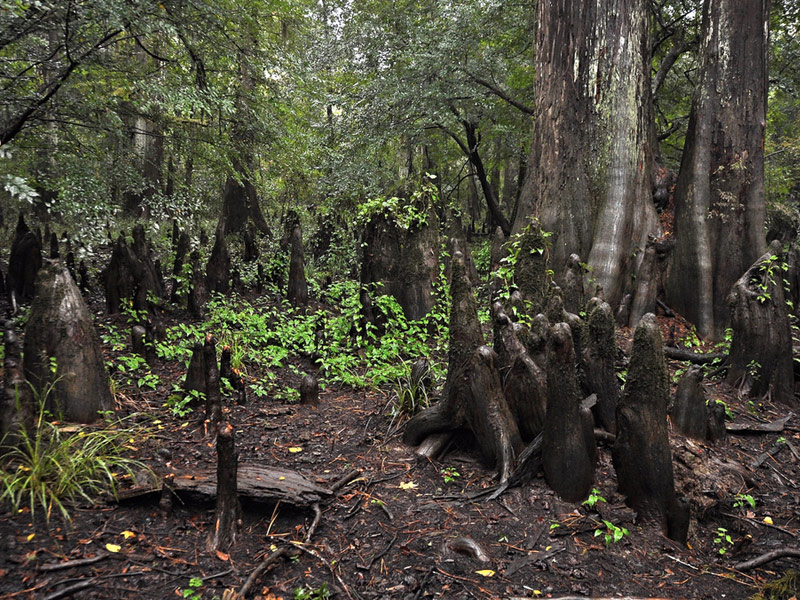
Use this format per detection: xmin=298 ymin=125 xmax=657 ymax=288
xmin=714 ymin=527 xmax=734 ymax=555
xmin=441 ymin=467 xmax=460 ymax=484
xmin=182 ymin=577 xmax=204 ymax=600
xmin=595 ymin=520 xmax=629 ymax=546
xmin=733 ymin=493 xmax=756 ymax=512
xmin=583 ymin=488 xmax=607 ymax=509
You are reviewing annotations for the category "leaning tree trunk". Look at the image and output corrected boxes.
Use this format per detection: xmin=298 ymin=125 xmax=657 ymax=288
xmin=612 ymin=313 xmax=687 ymax=542
xmin=666 ymin=0 xmax=769 ymax=340
xmin=23 ymin=261 xmax=113 ymax=422
xmin=726 ymin=241 xmax=794 ymax=406
xmin=514 ymin=0 xmax=659 ymax=318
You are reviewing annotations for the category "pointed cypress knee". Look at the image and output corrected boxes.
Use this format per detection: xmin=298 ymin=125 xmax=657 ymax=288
xmin=582 ymin=298 xmax=619 ymax=434
xmin=612 ymin=313 xmax=687 ymax=542
xmin=542 ymin=323 xmax=595 ymax=503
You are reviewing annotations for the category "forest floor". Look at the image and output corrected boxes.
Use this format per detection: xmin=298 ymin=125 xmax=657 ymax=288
xmin=1 ymin=291 xmax=799 ymax=600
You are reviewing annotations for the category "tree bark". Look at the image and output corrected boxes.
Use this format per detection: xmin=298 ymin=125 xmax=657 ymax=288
xmin=543 ymin=323 xmax=595 ymax=503
xmin=612 ymin=314 xmax=686 ymax=541
xmin=207 ymin=422 xmax=241 ymax=553
xmin=515 ymin=0 xmax=659 ymax=316
xmin=288 ymin=222 xmax=308 ymax=307
xmin=206 ymin=228 xmax=231 ymax=295
xmin=7 ymin=215 xmax=42 ymax=304
xmin=666 ymin=0 xmax=769 ymax=340
xmin=204 ymin=334 xmax=222 ymax=427
xmin=1 ymin=321 xmax=34 ymax=450
xmin=669 ymin=366 xmax=708 ymax=439
xmin=582 ymin=298 xmax=619 ymax=434
xmin=24 ymin=261 xmax=112 ymax=422
xmin=492 ymin=304 xmax=547 ymax=441
xmin=725 ymin=241 xmax=794 ymax=406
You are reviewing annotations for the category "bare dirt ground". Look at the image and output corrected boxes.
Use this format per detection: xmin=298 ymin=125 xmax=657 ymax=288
xmin=1 ymin=295 xmax=799 ymax=600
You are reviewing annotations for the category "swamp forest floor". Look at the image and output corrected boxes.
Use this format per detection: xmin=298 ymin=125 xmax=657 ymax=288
xmin=0 ymin=291 xmax=798 ymax=600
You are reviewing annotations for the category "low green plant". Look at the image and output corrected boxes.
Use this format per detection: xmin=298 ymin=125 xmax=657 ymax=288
xmin=386 ymin=360 xmax=432 ymax=432
xmin=181 ymin=577 xmax=204 ymax=599
xmin=582 ymin=488 xmax=607 ymax=509
xmin=441 ymin=467 xmax=460 ymax=484
xmin=713 ymin=527 xmax=734 ymax=554
xmin=165 ymin=387 xmax=203 ymax=417
xmin=294 ymin=583 xmax=331 ymax=600
xmin=0 ymin=384 xmax=152 ymax=522
xmin=594 ymin=520 xmax=629 ymax=546
xmin=733 ymin=492 xmax=756 ymax=512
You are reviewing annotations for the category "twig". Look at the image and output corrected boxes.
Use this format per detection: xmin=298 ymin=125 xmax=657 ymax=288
xmin=413 ymin=566 xmax=436 ymax=600
xmin=329 ymin=469 xmax=361 ymax=492
xmin=665 ymin=554 xmax=699 ymax=571
xmin=43 ymin=580 xmax=96 ymax=600
xmin=357 ymin=532 xmax=399 ymax=570
xmin=305 ymin=503 xmax=322 ymax=543
xmin=727 ymin=413 xmax=794 ymax=434
xmin=751 ymin=440 xmax=787 ymax=468
xmin=237 ymin=547 xmax=289 ymax=598
xmin=38 ymin=553 xmax=109 ymax=572
xmin=733 ymin=547 xmax=800 ymax=571
xmin=721 ymin=512 xmax=799 ymax=539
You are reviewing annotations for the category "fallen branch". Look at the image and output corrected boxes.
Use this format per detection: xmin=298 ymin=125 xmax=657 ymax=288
xmin=38 ymin=553 xmax=109 ymax=572
xmin=357 ymin=532 xmax=399 ymax=570
xmin=43 ymin=580 xmax=96 ymax=600
xmin=733 ymin=548 xmax=800 ymax=571
xmin=751 ymin=440 xmax=787 ymax=468
xmin=235 ymin=547 xmax=289 ymax=599
xmin=727 ymin=413 xmax=794 ymax=434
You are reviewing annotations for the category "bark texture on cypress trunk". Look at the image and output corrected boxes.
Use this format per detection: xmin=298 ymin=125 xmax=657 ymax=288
xmin=515 ymin=0 xmax=659 ymax=317
xmin=543 ymin=323 xmax=595 ymax=503
xmin=666 ymin=0 xmax=769 ymax=340
xmin=725 ymin=241 xmax=794 ymax=406
xmin=24 ymin=261 xmax=112 ymax=422
xmin=612 ymin=314 xmax=685 ymax=540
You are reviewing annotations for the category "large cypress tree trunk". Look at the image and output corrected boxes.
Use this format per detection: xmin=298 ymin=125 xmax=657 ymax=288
xmin=514 ymin=0 xmax=659 ymax=318
xmin=666 ymin=0 xmax=769 ymax=340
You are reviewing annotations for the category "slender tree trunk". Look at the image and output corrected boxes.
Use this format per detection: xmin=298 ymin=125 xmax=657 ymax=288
xmin=666 ymin=0 xmax=769 ymax=340
xmin=515 ymin=0 xmax=659 ymax=316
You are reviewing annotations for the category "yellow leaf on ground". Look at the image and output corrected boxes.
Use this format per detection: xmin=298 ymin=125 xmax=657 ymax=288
xmin=121 ymin=531 xmax=136 ymax=539
xmin=763 ymin=516 xmax=774 ymax=525
xmin=105 ymin=544 xmax=122 ymax=553
xmin=26 ymin=533 xmax=35 ymax=542
xmin=399 ymin=481 xmax=418 ymax=490
xmin=475 ymin=569 xmax=495 ymax=577
xmin=288 ymin=447 xmax=303 ymax=453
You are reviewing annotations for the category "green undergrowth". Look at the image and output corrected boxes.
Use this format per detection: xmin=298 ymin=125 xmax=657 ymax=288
xmin=140 ymin=277 xmax=449 ymax=409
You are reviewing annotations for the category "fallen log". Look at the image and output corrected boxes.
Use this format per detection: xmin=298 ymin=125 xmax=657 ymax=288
xmin=663 ymin=346 xmax=725 ymax=364
xmin=726 ymin=413 xmax=794 ymax=434
xmin=116 ymin=464 xmax=332 ymax=507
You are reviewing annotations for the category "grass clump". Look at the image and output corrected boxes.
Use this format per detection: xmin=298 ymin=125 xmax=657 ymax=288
xmin=0 ymin=384 xmax=152 ymax=523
